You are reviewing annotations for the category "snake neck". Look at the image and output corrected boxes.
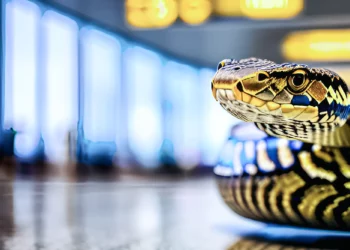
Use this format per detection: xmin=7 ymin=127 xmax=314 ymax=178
xmin=255 ymin=119 xmax=350 ymax=147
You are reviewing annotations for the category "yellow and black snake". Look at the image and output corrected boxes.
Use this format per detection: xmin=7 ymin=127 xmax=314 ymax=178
xmin=211 ymin=57 xmax=350 ymax=230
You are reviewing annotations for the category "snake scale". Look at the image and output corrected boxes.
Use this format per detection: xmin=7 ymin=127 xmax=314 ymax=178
xmin=211 ymin=57 xmax=350 ymax=230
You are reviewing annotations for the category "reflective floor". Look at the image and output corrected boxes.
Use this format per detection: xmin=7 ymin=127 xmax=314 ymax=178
xmin=0 ymin=172 xmax=349 ymax=250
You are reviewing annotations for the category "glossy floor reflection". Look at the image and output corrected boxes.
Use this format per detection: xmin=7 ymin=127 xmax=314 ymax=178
xmin=224 ymin=225 xmax=350 ymax=250
xmin=227 ymin=237 xmax=349 ymax=250
xmin=0 ymin=174 xmax=349 ymax=250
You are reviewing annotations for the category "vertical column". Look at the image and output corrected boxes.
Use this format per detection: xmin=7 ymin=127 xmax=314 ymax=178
xmin=0 ymin=0 xmax=4 ymax=133
xmin=4 ymin=0 xmax=41 ymax=160
xmin=199 ymin=68 xmax=237 ymax=167
xmin=41 ymin=10 xmax=78 ymax=165
xmin=125 ymin=46 xmax=163 ymax=168
xmin=163 ymin=61 xmax=200 ymax=170
xmin=80 ymin=28 xmax=121 ymax=168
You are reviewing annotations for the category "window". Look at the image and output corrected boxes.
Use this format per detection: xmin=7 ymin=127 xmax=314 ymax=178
xmin=5 ymin=0 xmax=41 ymax=158
xmin=81 ymin=28 xmax=121 ymax=143
xmin=199 ymin=68 xmax=237 ymax=166
xmin=125 ymin=47 xmax=163 ymax=168
xmin=163 ymin=61 xmax=200 ymax=170
xmin=41 ymin=10 xmax=78 ymax=164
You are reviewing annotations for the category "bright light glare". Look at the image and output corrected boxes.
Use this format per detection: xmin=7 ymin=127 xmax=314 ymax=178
xmin=179 ymin=0 xmax=212 ymax=25
xmin=199 ymin=69 xmax=236 ymax=166
xmin=42 ymin=10 xmax=78 ymax=164
xmin=213 ymin=1 xmax=242 ymax=16
xmin=81 ymin=28 xmax=121 ymax=143
xmin=125 ymin=47 xmax=163 ymax=168
xmin=5 ymin=0 xmax=41 ymax=158
xmin=133 ymin=190 xmax=161 ymax=234
xmin=282 ymin=29 xmax=350 ymax=61
xmin=217 ymin=139 xmax=235 ymax=165
xmin=242 ymin=0 xmax=303 ymax=19
xmin=310 ymin=42 xmax=350 ymax=52
xmin=164 ymin=61 xmax=200 ymax=169
xmin=125 ymin=0 xmax=178 ymax=28
xmin=156 ymin=0 xmax=169 ymax=19
xmin=246 ymin=0 xmax=288 ymax=9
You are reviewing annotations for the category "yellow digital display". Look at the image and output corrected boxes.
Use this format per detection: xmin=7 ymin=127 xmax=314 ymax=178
xmin=282 ymin=29 xmax=350 ymax=62
xmin=213 ymin=1 xmax=242 ymax=16
xmin=126 ymin=0 xmax=178 ymax=28
xmin=179 ymin=0 xmax=212 ymax=25
xmin=241 ymin=0 xmax=303 ymax=19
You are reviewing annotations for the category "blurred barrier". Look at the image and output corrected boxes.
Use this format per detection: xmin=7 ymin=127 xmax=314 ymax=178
xmin=282 ymin=29 xmax=350 ymax=62
xmin=1 ymin=0 xmax=236 ymax=173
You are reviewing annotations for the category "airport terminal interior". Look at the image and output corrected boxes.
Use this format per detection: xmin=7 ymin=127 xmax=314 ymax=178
xmin=1 ymin=0 xmax=350 ymax=249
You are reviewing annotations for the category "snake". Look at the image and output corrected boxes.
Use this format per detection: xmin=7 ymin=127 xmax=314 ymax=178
xmin=211 ymin=57 xmax=350 ymax=230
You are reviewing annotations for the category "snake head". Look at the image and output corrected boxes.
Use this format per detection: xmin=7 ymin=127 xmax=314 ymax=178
xmin=212 ymin=57 xmax=350 ymax=143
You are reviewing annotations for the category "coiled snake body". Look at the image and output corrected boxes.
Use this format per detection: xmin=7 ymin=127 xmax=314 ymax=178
xmin=211 ymin=58 xmax=350 ymax=230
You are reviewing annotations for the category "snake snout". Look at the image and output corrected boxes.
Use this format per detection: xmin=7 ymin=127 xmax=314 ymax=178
xmin=211 ymin=70 xmax=242 ymax=101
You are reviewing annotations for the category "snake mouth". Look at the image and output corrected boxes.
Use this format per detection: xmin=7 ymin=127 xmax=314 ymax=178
xmin=213 ymin=83 xmax=319 ymax=122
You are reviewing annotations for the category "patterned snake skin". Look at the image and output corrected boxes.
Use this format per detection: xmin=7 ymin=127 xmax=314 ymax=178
xmin=211 ymin=58 xmax=350 ymax=230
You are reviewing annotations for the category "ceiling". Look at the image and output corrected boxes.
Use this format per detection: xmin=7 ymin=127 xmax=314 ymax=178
xmin=39 ymin=0 xmax=350 ymax=68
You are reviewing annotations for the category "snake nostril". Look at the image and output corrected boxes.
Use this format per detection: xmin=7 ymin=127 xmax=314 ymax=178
xmin=258 ymin=73 xmax=269 ymax=81
xmin=237 ymin=82 xmax=243 ymax=92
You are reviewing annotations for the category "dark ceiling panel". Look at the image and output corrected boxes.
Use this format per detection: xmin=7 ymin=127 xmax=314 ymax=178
xmin=304 ymin=0 xmax=350 ymax=16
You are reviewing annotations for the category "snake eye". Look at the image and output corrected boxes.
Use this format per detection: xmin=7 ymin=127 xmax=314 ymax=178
xmin=288 ymin=70 xmax=309 ymax=93
xmin=292 ymin=74 xmax=305 ymax=86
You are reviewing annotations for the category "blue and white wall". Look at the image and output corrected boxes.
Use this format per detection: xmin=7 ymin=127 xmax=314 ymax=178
xmin=1 ymin=0 xmax=237 ymax=170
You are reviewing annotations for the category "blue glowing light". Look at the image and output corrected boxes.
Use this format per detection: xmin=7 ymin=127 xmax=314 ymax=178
xmin=163 ymin=61 xmax=200 ymax=170
xmin=81 ymin=28 xmax=121 ymax=143
xmin=41 ymin=10 xmax=78 ymax=163
xmin=125 ymin=46 xmax=163 ymax=168
xmin=5 ymin=0 xmax=41 ymax=158
xmin=199 ymin=68 xmax=236 ymax=166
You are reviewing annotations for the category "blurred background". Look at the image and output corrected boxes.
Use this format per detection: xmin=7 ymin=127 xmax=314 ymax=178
xmin=1 ymin=0 xmax=350 ymax=178
xmin=1 ymin=0 xmax=350 ymax=249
